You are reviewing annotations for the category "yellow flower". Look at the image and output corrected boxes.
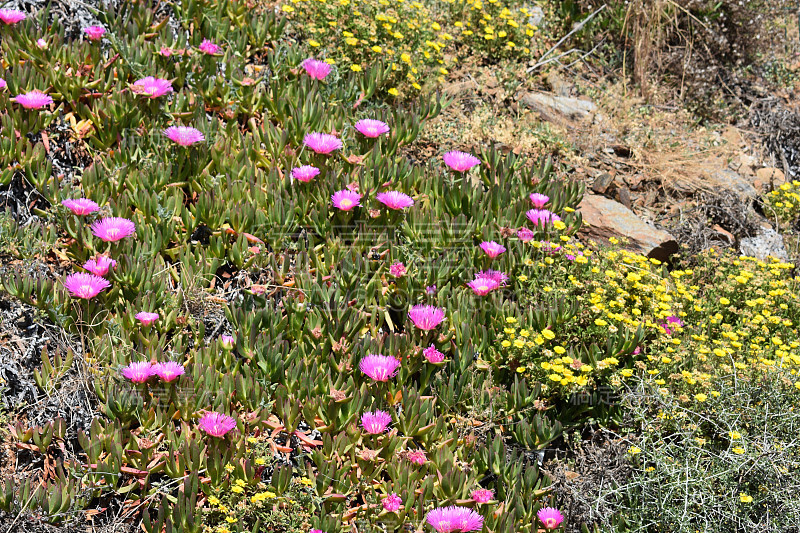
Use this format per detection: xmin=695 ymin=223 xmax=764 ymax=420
xmin=350 ymin=65 xmax=362 ymax=72
xmin=345 ymin=37 xmax=358 ymax=46
xmin=506 ymin=317 xmax=517 ymax=324
xmin=542 ymin=329 xmax=555 ymax=340
xmin=226 ymin=516 xmax=237 ymax=524
xmin=516 ymin=366 xmax=526 ymax=373
xmin=627 ymin=446 xmax=642 ymax=455
xmin=371 ymin=45 xmax=383 ymax=53
xmin=412 ymin=83 xmax=421 ymax=90
xmin=694 ymin=393 xmax=707 ymax=402
xmin=740 ymin=493 xmax=753 ymax=503
xmin=719 ymin=297 xmax=730 ymax=305
xmin=224 ymin=464 xmax=235 ymax=473
xmin=732 ymin=447 xmax=745 ymax=455
xmin=231 ymin=486 xmax=244 ymax=494
xmin=281 ymin=5 xmax=295 ymax=12
xmin=594 ymin=319 xmax=608 ymax=327
xmin=729 ymin=431 xmax=742 ymax=440
xmin=513 ymin=339 xmax=525 ymax=348
xmin=208 ymin=496 xmax=220 ymax=506
xmin=255 ymin=457 xmax=266 ymax=465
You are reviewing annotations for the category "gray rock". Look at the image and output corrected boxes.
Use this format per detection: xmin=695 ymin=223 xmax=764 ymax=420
xmin=739 ymin=228 xmax=789 ymax=261
xmin=520 ymin=92 xmax=596 ymax=122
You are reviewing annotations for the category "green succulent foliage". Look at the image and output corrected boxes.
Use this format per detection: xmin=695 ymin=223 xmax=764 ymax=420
xmin=0 ymin=1 xmax=586 ymax=532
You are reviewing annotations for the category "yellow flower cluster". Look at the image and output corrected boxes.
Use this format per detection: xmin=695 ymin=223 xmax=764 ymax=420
xmin=443 ymin=0 xmax=535 ymax=57
xmin=499 ymin=235 xmax=800 ymax=404
xmin=765 ymin=180 xmax=800 ymax=222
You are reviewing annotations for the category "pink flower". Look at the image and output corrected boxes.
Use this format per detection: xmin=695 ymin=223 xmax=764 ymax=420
xmin=61 ymin=198 xmax=99 ymax=215
xmin=476 ymin=270 xmax=508 ymax=285
xmin=83 ymin=255 xmax=116 ymax=277
xmin=309 ymin=530 xmax=324 ymax=533
xmin=36 ymin=38 xmax=47 ymax=49
xmin=443 ymin=151 xmax=481 ymax=172
xmin=13 ymin=91 xmax=53 ymax=110
xmin=159 ymin=46 xmax=172 ymax=57
xmin=471 ymin=488 xmax=494 ymax=503
xmin=389 ymin=262 xmax=406 ymax=278
xmin=467 ymin=277 xmax=500 ymax=296
xmin=408 ymin=304 xmax=446 ymax=331
xmin=526 ymin=209 xmax=561 ymax=227
xmin=360 ymin=354 xmax=401 ymax=381
xmin=537 ymin=507 xmax=564 ymax=530
xmin=479 ymin=241 xmax=505 ymax=258
xmin=382 ymin=493 xmax=402 ymax=512
xmin=517 ymin=227 xmax=535 ymax=242
xmin=135 ymin=312 xmax=159 ymax=326
xmin=291 ymin=165 xmax=320 ymax=182
xmin=198 ymin=412 xmax=237 ymax=437
xmin=661 ymin=315 xmax=684 ymax=335
xmin=361 ymin=410 xmax=392 ymax=434
xmin=153 ymin=361 xmax=185 ymax=382
xmin=164 ymin=126 xmax=205 ymax=146
xmin=304 ymin=132 xmax=343 ymax=154
xmin=122 ymin=361 xmax=154 ymax=383
xmin=64 ymin=273 xmax=110 ymax=299
xmin=198 ymin=39 xmax=221 ymax=54
xmin=0 ymin=78 xmax=6 ymax=90
xmin=0 ymin=9 xmax=26 ymax=25
xmin=221 ymin=335 xmax=235 ymax=349
xmin=529 ymin=193 xmax=550 ymax=209
xmin=331 ymin=190 xmax=362 ymax=211
xmin=355 ymin=119 xmax=390 ymax=138
xmin=302 ymin=58 xmax=332 ymax=80
xmin=425 ymin=506 xmax=484 ymax=533
xmin=132 ymin=76 xmax=173 ymax=98
xmin=83 ymin=26 xmax=106 ymax=40
xmin=423 ymin=345 xmax=445 ymax=363
xmin=377 ymin=191 xmax=414 ymax=210
xmin=406 ymin=449 xmax=427 ymax=464
xmin=91 ymin=217 xmax=136 ymax=242
xmin=426 ymin=285 xmax=437 ymax=295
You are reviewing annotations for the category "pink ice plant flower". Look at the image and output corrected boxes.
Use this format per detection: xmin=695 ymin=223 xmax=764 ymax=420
xmin=132 ymin=76 xmax=173 ymax=98
xmin=0 ymin=9 xmax=26 ymax=24
xmin=164 ymin=126 xmax=205 ymax=146
xmin=360 ymin=354 xmax=401 ymax=382
xmin=83 ymin=26 xmax=105 ymax=40
xmin=153 ymin=361 xmax=185 ymax=382
xmin=377 ymin=191 xmax=414 ymax=210
xmin=443 ymin=151 xmax=481 ymax=172
xmin=476 ymin=270 xmax=508 ymax=285
xmin=0 ymin=78 xmax=6 ymax=90
xmin=302 ymin=58 xmax=332 ymax=80
xmin=479 ymin=240 xmax=505 ymax=258
xmin=309 ymin=530 xmax=324 ymax=533
xmin=526 ymin=209 xmax=561 ymax=227
xmin=471 ymin=488 xmax=494 ymax=503
xmin=408 ymin=304 xmax=446 ymax=331
xmin=382 ymin=493 xmax=402 ymax=512
xmin=135 ymin=312 xmax=159 ymax=326
xmin=198 ymin=39 xmax=221 ymax=54
xmin=467 ymin=277 xmax=500 ymax=296
xmin=389 ymin=262 xmax=406 ymax=278
xmin=331 ymin=190 xmax=362 ymax=211
xmin=83 ymin=255 xmax=116 ymax=277
xmin=61 ymin=198 xmax=99 ymax=215
xmin=426 ymin=506 xmax=484 ymax=533
xmin=64 ymin=273 xmax=110 ymax=299
xmin=304 ymin=132 xmax=343 ymax=154
xmin=517 ymin=227 xmax=535 ymax=242
xmin=91 ymin=217 xmax=136 ymax=242
xmin=661 ymin=315 xmax=684 ymax=335
xmin=423 ymin=345 xmax=445 ymax=363
xmin=14 ymin=90 xmax=53 ymax=109
xmin=36 ymin=38 xmax=47 ymax=49
xmin=355 ymin=119 xmax=390 ymax=138
xmin=221 ymin=335 xmax=234 ymax=349
xmin=122 ymin=361 xmax=154 ymax=383
xmin=291 ymin=165 xmax=320 ymax=182
xmin=406 ymin=449 xmax=427 ymax=464
xmin=361 ymin=410 xmax=392 ymax=434
xmin=158 ymin=46 xmax=172 ymax=57
xmin=537 ymin=507 xmax=564 ymax=530
xmin=198 ymin=412 xmax=237 ymax=437
xmin=529 ymin=193 xmax=550 ymax=209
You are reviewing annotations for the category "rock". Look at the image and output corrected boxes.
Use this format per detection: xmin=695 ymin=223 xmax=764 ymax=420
xmin=753 ymin=167 xmax=785 ymax=190
xmin=527 ymin=5 xmax=545 ymax=26
xmin=520 ymin=92 xmax=596 ymax=122
xmin=578 ymin=194 xmax=679 ymax=261
xmin=739 ymin=228 xmax=789 ymax=261
xmin=707 ymin=169 xmax=758 ymax=200
xmin=591 ymin=172 xmax=615 ymax=194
